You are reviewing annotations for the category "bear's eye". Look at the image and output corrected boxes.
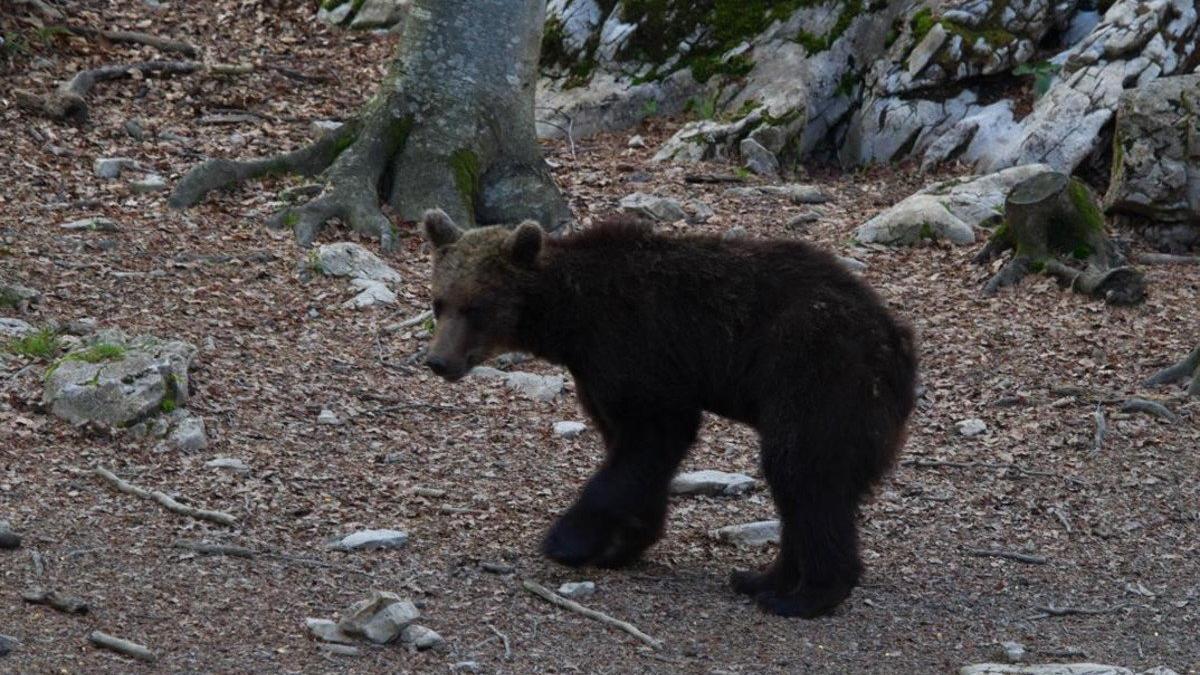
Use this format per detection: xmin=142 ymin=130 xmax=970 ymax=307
xmin=432 ymin=300 xmax=445 ymax=317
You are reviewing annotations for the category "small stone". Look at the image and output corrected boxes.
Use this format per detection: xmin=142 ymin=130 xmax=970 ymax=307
xmin=60 ymin=217 xmax=119 ymax=232
xmin=451 ymin=661 xmax=482 ymax=673
xmin=557 ymin=581 xmax=596 ymax=599
xmin=740 ymin=137 xmax=779 ymax=176
xmin=0 ymin=633 xmax=17 ymax=656
xmin=331 ymin=529 xmax=409 ymax=551
xmin=123 ymin=119 xmax=146 ymax=140
xmin=759 ymin=184 xmax=831 ymax=205
xmin=170 ymin=414 xmax=208 ymax=451
xmin=305 ymin=618 xmax=355 ymax=645
xmin=317 ymin=409 xmax=341 ymax=426
xmin=836 ymin=256 xmax=868 ymax=272
xmin=316 ymin=643 xmax=360 ymax=656
xmin=130 ymin=174 xmax=168 ymax=193
xmin=712 ymin=520 xmax=780 ymax=547
xmin=473 ymin=369 xmax=566 ymax=402
xmin=627 ymin=134 xmax=647 ymax=148
xmin=400 ymin=624 xmax=444 ymax=651
xmin=724 ymin=187 xmax=761 ymax=199
xmin=956 ymin=418 xmax=987 ymax=437
xmin=786 ymin=212 xmax=820 ymax=229
xmin=619 ymin=192 xmax=686 ymax=222
xmin=0 ymin=521 xmax=21 ymax=550
xmin=64 ymin=318 xmax=98 ymax=335
xmin=0 ymin=318 xmax=34 ymax=339
xmin=481 ymin=561 xmax=515 ymax=575
xmin=1 ymin=282 xmax=41 ymax=311
xmin=684 ymin=200 xmax=715 ymax=224
xmin=204 ymin=457 xmax=249 ymax=473
xmin=343 ymin=278 xmax=396 ymax=309
xmin=315 ymin=243 xmax=402 ymax=283
xmin=339 ymin=592 xmax=420 ymax=644
xmin=671 ymin=470 xmax=757 ymax=496
xmin=996 ymin=641 xmax=1025 ymax=664
xmin=722 ymin=226 xmax=748 ymax=241
xmin=93 ymin=157 xmax=138 ymax=179
xmin=553 ymin=421 xmax=587 ymax=438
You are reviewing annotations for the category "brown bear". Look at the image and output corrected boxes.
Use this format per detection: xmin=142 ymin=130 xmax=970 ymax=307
xmin=420 ymin=209 xmax=917 ymax=618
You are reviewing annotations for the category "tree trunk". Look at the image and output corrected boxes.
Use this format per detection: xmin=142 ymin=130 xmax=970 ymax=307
xmin=169 ymin=0 xmax=569 ymax=249
xmin=977 ymin=171 xmax=1145 ymax=305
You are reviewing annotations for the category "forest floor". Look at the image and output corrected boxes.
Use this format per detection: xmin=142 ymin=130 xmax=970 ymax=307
xmin=1 ymin=2 xmax=1198 ymax=674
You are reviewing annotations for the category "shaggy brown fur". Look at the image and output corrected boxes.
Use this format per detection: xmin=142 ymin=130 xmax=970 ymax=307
xmin=421 ymin=210 xmax=917 ymax=618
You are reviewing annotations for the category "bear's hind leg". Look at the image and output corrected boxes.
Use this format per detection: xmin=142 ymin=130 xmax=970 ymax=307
xmin=543 ymin=411 xmax=699 ymax=568
xmin=736 ymin=434 xmax=864 ymax=618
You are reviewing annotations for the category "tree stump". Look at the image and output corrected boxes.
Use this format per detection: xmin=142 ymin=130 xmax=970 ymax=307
xmin=975 ymin=171 xmax=1145 ymax=305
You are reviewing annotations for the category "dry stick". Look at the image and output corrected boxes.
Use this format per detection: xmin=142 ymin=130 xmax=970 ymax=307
xmin=966 ymin=548 xmax=1048 ymax=565
xmin=58 ymin=25 xmax=198 ymax=57
xmin=172 ymin=540 xmax=373 ymax=578
xmin=93 ymin=467 xmax=237 ymax=526
xmin=488 ymin=624 xmax=512 ymax=659
xmin=395 ymin=309 xmax=434 ymax=329
xmin=1091 ymin=405 xmax=1106 ymax=455
xmin=15 ymin=60 xmax=200 ymax=120
xmin=1119 ymin=398 xmax=1178 ymax=423
xmin=1137 ymin=252 xmax=1200 ymax=266
xmin=172 ymin=540 xmax=255 ymax=558
xmin=1030 ymin=603 xmax=1127 ymax=620
xmin=89 ymin=631 xmax=156 ymax=663
xmin=522 ymin=580 xmax=662 ymax=650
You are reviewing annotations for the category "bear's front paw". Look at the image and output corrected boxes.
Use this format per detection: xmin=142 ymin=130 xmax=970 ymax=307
xmin=729 ymin=569 xmax=774 ymax=597
xmin=542 ymin=513 xmax=613 ymax=567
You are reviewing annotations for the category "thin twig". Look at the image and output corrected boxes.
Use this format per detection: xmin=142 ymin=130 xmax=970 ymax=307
xmin=522 ymin=580 xmax=662 ymax=650
xmin=488 ymin=624 xmax=512 ymax=659
xmin=1091 ymin=405 xmax=1106 ymax=455
xmin=393 ymin=309 xmax=433 ymax=329
xmin=1029 ymin=603 xmax=1127 ymax=620
xmin=57 ymin=25 xmax=198 ymax=57
xmin=966 ymin=548 xmax=1048 ymax=565
xmin=89 ymin=631 xmax=156 ymax=662
xmin=92 ymin=467 xmax=237 ymax=526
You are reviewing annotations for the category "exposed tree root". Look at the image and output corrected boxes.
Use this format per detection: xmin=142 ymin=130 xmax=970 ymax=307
xmin=1146 ymin=345 xmax=1200 ymax=397
xmin=13 ymin=0 xmax=63 ymax=20
xmin=15 ymin=60 xmax=199 ymax=121
xmin=56 ymin=25 xmax=198 ymax=57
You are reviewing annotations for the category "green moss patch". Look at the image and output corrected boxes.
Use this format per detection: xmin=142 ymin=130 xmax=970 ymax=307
xmin=5 ymin=328 xmax=60 ymax=360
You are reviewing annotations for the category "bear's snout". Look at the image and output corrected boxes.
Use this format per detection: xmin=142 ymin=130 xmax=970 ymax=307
xmin=425 ymin=354 xmax=466 ymax=381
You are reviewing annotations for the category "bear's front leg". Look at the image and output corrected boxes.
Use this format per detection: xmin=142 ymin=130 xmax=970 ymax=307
xmin=542 ymin=412 xmax=699 ymax=568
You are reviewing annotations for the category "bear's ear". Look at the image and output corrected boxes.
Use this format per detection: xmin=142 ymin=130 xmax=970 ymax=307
xmin=505 ymin=220 xmax=544 ymax=269
xmin=422 ymin=209 xmax=462 ymax=249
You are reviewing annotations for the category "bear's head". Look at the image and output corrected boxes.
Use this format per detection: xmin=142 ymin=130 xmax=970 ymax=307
xmin=420 ymin=209 xmax=544 ymax=381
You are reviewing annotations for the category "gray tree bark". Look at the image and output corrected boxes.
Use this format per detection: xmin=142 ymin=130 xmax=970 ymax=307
xmin=169 ymin=0 xmax=569 ymax=249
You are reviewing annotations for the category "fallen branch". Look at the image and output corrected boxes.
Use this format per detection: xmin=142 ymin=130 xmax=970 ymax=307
xmin=393 ymin=309 xmax=433 ymax=330
xmin=15 ymin=60 xmax=200 ymax=121
xmin=488 ymin=624 xmax=512 ymax=659
xmin=170 ymin=540 xmax=373 ymax=577
xmin=22 ymin=588 xmax=88 ymax=614
xmin=172 ymin=540 xmax=255 ymax=558
xmin=57 ymin=25 xmax=198 ymax=57
xmin=1136 ymin=252 xmax=1200 ymax=266
xmin=1090 ymin=405 xmax=1106 ymax=455
xmin=89 ymin=631 xmax=156 ymax=663
xmin=1030 ymin=603 xmax=1127 ymax=620
xmin=93 ymin=467 xmax=237 ymax=526
xmin=966 ymin=548 xmax=1048 ymax=565
xmin=1119 ymin=398 xmax=1178 ymax=423
xmin=522 ymin=580 xmax=662 ymax=650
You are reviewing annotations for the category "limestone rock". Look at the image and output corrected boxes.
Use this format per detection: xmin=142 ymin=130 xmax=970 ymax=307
xmin=557 ymin=581 xmax=596 ymax=599
xmin=400 ymin=624 xmax=444 ymax=650
xmin=0 ymin=521 xmax=20 ymax=550
xmin=1104 ymin=73 xmax=1200 ymax=245
xmin=553 ymin=421 xmax=587 ymax=438
xmin=619 ymin=192 xmax=685 ymax=222
xmin=712 ymin=520 xmax=781 ymax=547
xmin=343 ymin=278 xmax=396 ymax=309
xmin=0 ymin=633 xmax=17 ymax=656
xmin=740 ymin=138 xmax=779 ymax=176
xmin=0 ymin=282 xmax=39 ymax=311
xmin=317 ymin=409 xmax=341 ymax=426
xmin=204 ymin=457 xmax=249 ymax=473
xmin=472 ymin=367 xmax=564 ymax=402
xmin=130 ymin=175 xmax=168 ymax=193
xmin=957 ymin=418 xmax=988 ymax=436
xmin=169 ymin=413 xmax=207 ymax=451
xmin=305 ymin=618 xmax=356 ymax=645
xmin=338 ymin=591 xmax=420 ymax=644
xmin=331 ymin=529 xmax=409 ymax=551
xmin=43 ymin=334 xmax=196 ymax=427
xmin=315 ymin=243 xmax=401 ymax=283
xmin=93 ymin=157 xmax=138 ymax=179
xmin=349 ymin=0 xmax=407 ymax=29
xmin=670 ymin=470 xmax=757 ymax=497
xmin=0 ymin=318 xmax=34 ymax=339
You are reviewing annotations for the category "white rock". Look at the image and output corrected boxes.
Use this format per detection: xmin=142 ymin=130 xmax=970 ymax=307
xmin=855 ymin=194 xmax=976 ymax=246
xmin=740 ymin=137 xmax=779 ymax=176
xmin=0 ymin=318 xmax=34 ymax=339
xmin=304 ymin=618 xmax=356 ymax=645
xmin=473 ymin=368 xmax=566 ymax=402
xmin=400 ymin=624 xmax=444 ymax=650
xmin=338 ymin=591 xmax=420 ymax=644
xmin=59 ymin=217 xmax=119 ymax=232
xmin=712 ymin=520 xmax=781 ymax=547
xmin=93 ymin=157 xmax=138 ymax=179
xmin=627 ymin=134 xmax=647 ymax=148
xmin=204 ymin=457 xmax=249 ymax=473
xmin=619 ymin=192 xmax=686 ymax=222
xmin=557 ymin=581 xmax=596 ymax=599
xmin=997 ymin=641 xmax=1026 ymax=663
xmin=331 ymin=529 xmax=409 ymax=551
xmin=317 ymin=409 xmax=341 ymax=425
xmin=169 ymin=414 xmax=208 ymax=451
xmin=956 ymin=418 xmax=988 ymax=437
xmin=316 ymin=2 xmax=353 ymax=25
xmin=342 ymin=278 xmax=396 ymax=309
xmin=130 ymin=174 xmax=168 ymax=193
xmin=670 ymin=470 xmax=757 ymax=496
xmin=310 ymin=119 xmax=344 ymax=136
xmin=349 ymin=0 xmax=406 ymax=29
xmin=315 ymin=243 xmax=402 ymax=283
xmin=553 ymin=421 xmax=587 ymax=438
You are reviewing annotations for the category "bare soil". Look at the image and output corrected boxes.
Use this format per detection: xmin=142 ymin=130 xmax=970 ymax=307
xmin=1 ymin=2 xmax=1197 ymax=673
